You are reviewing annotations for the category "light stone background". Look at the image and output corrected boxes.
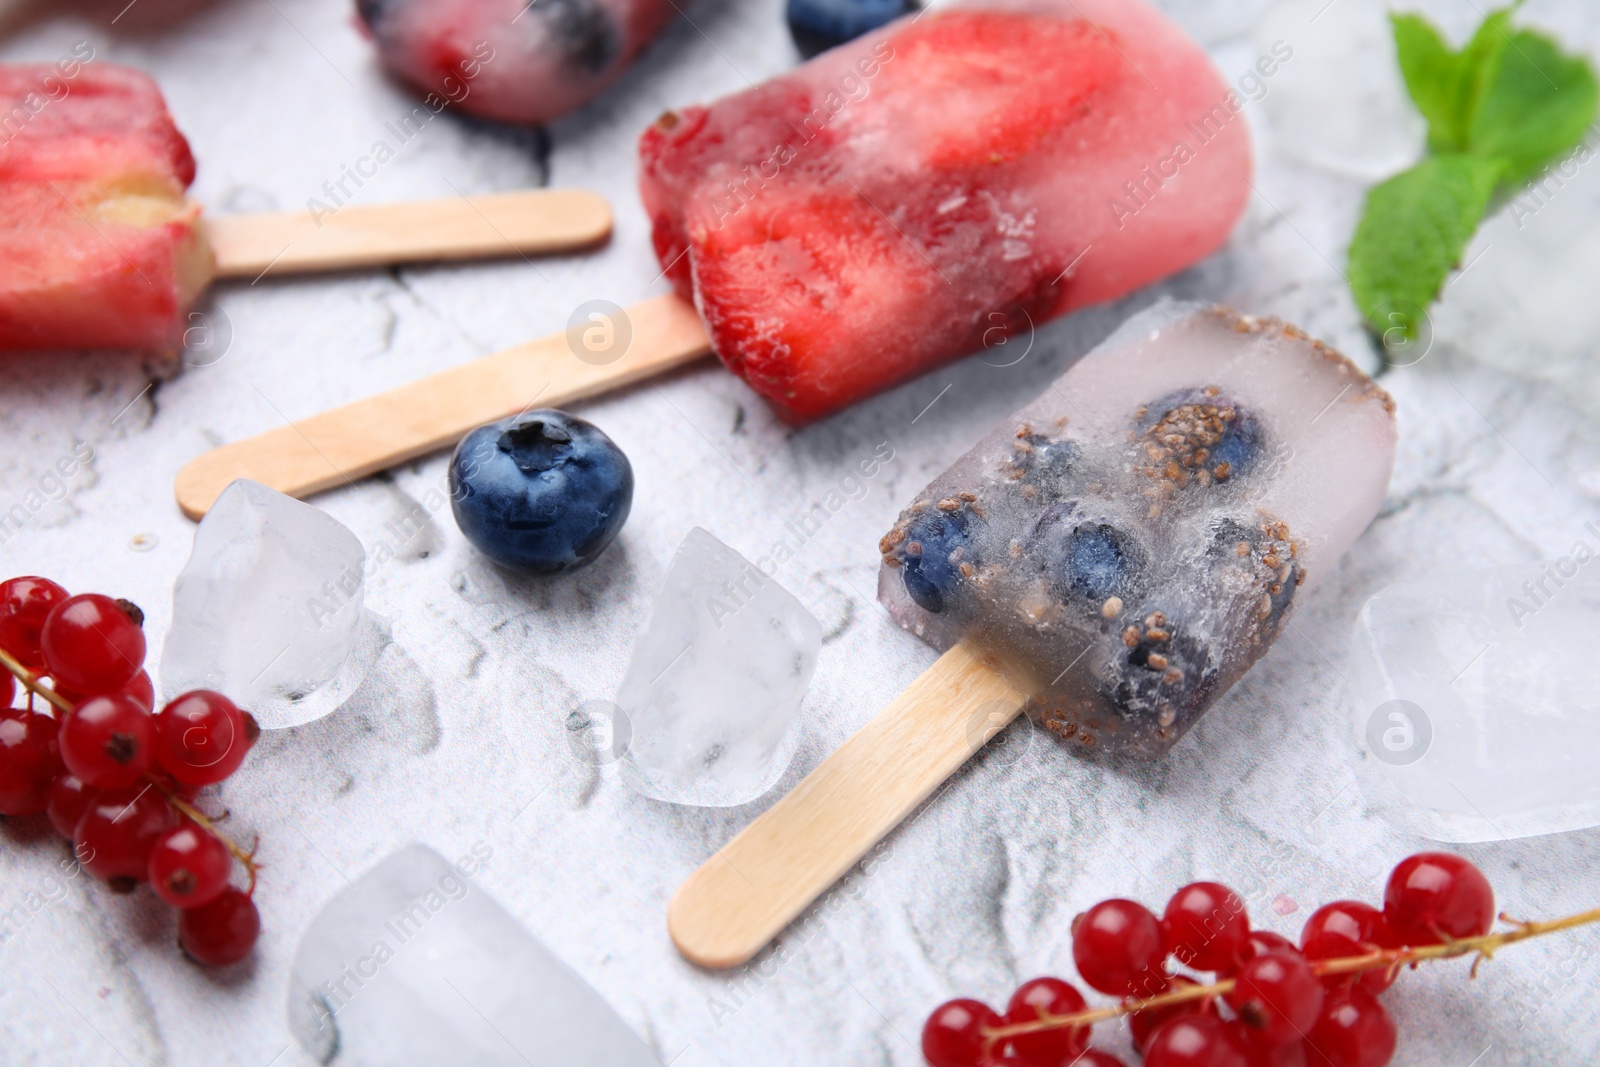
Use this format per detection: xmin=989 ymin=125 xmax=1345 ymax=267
xmin=3 ymin=0 xmax=1600 ymax=1064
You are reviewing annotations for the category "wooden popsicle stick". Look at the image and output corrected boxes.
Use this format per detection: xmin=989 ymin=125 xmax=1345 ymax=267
xmin=668 ymin=640 xmax=1030 ymax=969
xmin=204 ymin=189 xmax=612 ymax=279
xmin=173 ymin=293 xmax=711 ymax=520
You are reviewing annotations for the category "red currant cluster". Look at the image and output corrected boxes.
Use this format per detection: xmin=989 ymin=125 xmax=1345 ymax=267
xmin=923 ymin=852 xmax=1497 ymax=1067
xmin=0 ymin=576 xmax=264 ymax=967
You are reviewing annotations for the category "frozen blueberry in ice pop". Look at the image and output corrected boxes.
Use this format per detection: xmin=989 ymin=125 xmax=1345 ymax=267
xmin=878 ymin=303 xmax=1397 ymax=758
xmin=356 ymin=0 xmax=674 ymax=125
xmin=0 ymin=62 xmax=214 ymax=351
xmin=640 ymin=0 xmax=1252 ymax=423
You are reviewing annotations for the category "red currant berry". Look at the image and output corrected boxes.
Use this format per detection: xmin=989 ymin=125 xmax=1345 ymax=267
xmin=59 ymin=695 xmax=154 ymax=789
xmin=0 ymin=576 xmax=69 ymax=670
xmin=1226 ymin=951 xmax=1323 ymax=1046
xmin=41 ymin=594 xmax=146 ymax=696
xmin=59 ymin=669 xmax=156 ymax=714
xmin=46 ymin=774 xmax=97 ymax=839
xmin=1145 ymin=1014 xmax=1250 ymax=1067
xmin=1 ymin=669 xmax=13 ymax=709
xmin=0 ymin=709 xmax=62 ymax=815
xmin=1300 ymin=902 xmax=1395 ymax=994
xmin=1383 ymin=852 xmax=1494 ymax=946
xmin=1243 ymin=1035 xmax=1308 ymax=1067
xmin=1003 ymin=976 xmax=1087 ymax=1064
xmin=153 ymin=691 xmax=257 ymax=787
xmin=1227 ymin=930 xmax=1299 ymax=974
xmin=922 ymin=998 xmax=1001 ymax=1067
xmin=1303 ymin=989 xmax=1396 ymax=1067
xmin=74 ymin=786 xmax=175 ymax=890
xmin=1129 ymin=974 xmax=1217 ymax=1053
xmin=1072 ymin=898 xmax=1169 ymax=995
xmin=148 ymin=824 xmax=232 ymax=908
xmin=1164 ymin=882 xmax=1250 ymax=972
xmin=1072 ymin=1052 xmax=1130 ymax=1067
xmin=124 ymin=670 xmax=155 ymax=712
xmin=178 ymin=887 xmax=260 ymax=966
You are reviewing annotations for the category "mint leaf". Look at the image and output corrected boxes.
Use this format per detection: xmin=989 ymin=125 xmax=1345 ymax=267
xmin=1391 ymin=13 xmax=1466 ymax=145
xmin=1451 ymin=7 xmax=1517 ymax=147
xmin=1391 ymin=7 xmax=1514 ymax=153
xmin=1354 ymin=6 xmax=1598 ymax=357
xmin=1472 ymin=28 xmax=1600 ymax=184
xmin=1348 ymin=155 xmax=1503 ymax=341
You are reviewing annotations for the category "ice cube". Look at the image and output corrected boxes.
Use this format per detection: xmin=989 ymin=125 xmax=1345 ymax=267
xmin=1432 ymin=134 xmax=1600 ymax=415
xmin=878 ymin=301 xmax=1398 ymax=758
xmin=288 ymin=844 xmax=661 ymax=1067
xmin=161 ymin=480 xmax=379 ymax=729
xmin=1347 ymin=561 xmax=1600 ymax=842
xmin=618 ymin=528 xmax=822 ymax=807
xmin=1255 ymin=0 xmax=1425 ymax=179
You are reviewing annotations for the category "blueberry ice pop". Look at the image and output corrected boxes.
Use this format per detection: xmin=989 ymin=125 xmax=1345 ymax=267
xmin=877 ymin=303 xmax=1397 ymax=757
xmin=669 ymin=303 xmax=1398 ymax=967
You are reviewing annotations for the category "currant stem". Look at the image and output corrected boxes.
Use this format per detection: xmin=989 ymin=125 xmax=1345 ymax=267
xmin=0 ymin=646 xmax=73 ymax=715
xmin=985 ymin=905 xmax=1600 ymax=1041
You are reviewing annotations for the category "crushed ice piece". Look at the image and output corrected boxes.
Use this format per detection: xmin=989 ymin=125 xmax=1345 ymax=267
xmin=1347 ymin=560 xmax=1600 ymax=841
xmin=878 ymin=301 xmax=1397 ymax=759
xmin=1256 ymin=0 xmax=1425 ymax=179
xmin=288 ymin=844 xmax=661 ymax=1067
xmin=618 ymin=528 xmax=822 ymax=807
xmin=161 ymin=480 xmax=381 ymax=729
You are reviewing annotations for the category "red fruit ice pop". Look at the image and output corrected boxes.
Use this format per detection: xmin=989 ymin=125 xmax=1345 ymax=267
xmin=0 ymin=62 xmax=210 ymax=352
xmin=640 ymin=0 xmax=1253 ymax=422
xmin=0 ymin=61 xmax=610 ymax=353
xmin=355 ymin=0 xmax=674 ymax=125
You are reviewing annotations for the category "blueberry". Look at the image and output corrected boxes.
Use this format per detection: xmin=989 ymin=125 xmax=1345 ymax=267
xmin=1206 ymin=517 xmax=1298 ymax=627
xmin=1062 ymin=526 xmax=1131 ymax=599
xmin=1100 ymin=615 xmax=1220 ymax=738
xmin=1008 ymin=432 xmax=1080 ymax=500
xmin=786 ymin=0 xmax=919 ymax=59
xmin=1139 ymin=389 xmax=1262 ymax=484
xmin=895 ymin=506 xmax=975 ymax=615
xmin=537 ymin=0 xmax=620 ymax=73
xmin=1037 ymin=515 xmax=1141 ymax=602
xmin=449 ymin=410 xmax=633 ymax=574
xmin=354 ymin=0 xmax=394 ymax=29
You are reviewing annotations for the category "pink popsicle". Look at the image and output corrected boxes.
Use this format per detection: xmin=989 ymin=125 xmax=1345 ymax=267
xmin=0 ymin=62 xmax=212 ymax=352
xmin=640 ymin=0 xmax=1253 ymax=423
xmin=356 ymin=0 xmax=674 ymax=125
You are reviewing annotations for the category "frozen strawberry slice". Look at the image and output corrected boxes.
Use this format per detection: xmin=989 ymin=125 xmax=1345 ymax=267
xmin=0 ymin=62 xmax=213 ymax=352
xmin=639 ymin=0 xmax=1252 ymax=423
xmin=870 ymin=10 xmax=1123 ymax=169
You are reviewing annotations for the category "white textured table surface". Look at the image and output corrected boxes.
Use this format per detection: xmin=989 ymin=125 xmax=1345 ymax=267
xmin=4 ymin=1 xmax=1600 ymax=1064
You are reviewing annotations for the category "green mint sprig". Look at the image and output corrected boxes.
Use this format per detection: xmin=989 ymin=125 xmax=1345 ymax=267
xmin=1347 ymin=3 xmax=1598 ymax=354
